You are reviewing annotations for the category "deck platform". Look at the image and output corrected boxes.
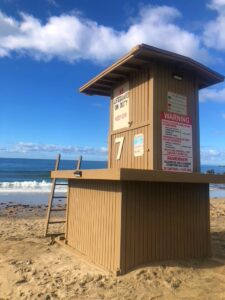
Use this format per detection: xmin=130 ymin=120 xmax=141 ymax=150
xmin=51 ymin=169 xmax=225 ymax=275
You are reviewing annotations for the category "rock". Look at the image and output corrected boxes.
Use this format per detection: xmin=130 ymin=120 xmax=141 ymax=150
xmin=26 ymin=259 xmax=32 ymax=265
xmin=85 ymin=273 xmax=94 ymax=283
xmin=94 ymin=274 xmax=102 ymax=282
xmin=171 ymin=279 xmax=181 ymax=289
xmin=9 ymin=259 xmax=17 ymax=265
xmin=96 ymin=281 xmax=104 ymax=288
xmin=31 ymin=268 xmax=37 ymax=275
xmin=111 ymin=279 xmax=118 ymax=285
xmin=16 ymin=276 xmax=27 ymax=284
xmin=165 ymin=276 xmax=172 ymax=283
xmin=79 ymin=280 xmax=86 ymax=287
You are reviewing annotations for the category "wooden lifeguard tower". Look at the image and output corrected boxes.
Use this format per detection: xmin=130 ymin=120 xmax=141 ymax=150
xmin=52 ymin=44 xmax=225 ymax=275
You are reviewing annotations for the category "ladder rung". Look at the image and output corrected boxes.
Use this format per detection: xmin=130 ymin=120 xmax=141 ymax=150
xmin=45 ymin=233 xmax=65 ymax=237
xmin=51 ymin=208 xmax=66 ymax=212
xmin=53 ymin=196 xmax=67 ymax=199
xmin=48 ymin=220 xmax=66 ymax=224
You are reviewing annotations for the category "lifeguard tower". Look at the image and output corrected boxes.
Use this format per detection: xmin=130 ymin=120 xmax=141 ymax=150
xmin=51 ymin=44 xmax=225 ymax=275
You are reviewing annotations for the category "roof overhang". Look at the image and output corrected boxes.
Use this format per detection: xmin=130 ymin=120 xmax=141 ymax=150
xmin=79 ymin=44 xmax=224 ymax=97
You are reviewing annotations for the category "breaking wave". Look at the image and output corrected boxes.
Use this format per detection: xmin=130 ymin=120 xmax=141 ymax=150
xmin=0 ymin=180 xmax=67 ymax=193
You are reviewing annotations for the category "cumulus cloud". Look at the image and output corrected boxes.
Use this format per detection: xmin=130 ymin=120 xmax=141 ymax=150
xmin=0 ymin=142 xmax=108 ymax=156
xmin=203 ymin=0 xmax=225 ymax=50
xmin=199 ymin=86 xmax=225 ymax=102
xmin=0 ymin=6 xmax=208 ymax=63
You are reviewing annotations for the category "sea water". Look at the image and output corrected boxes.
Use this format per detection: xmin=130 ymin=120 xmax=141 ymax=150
xmin=0 ymin=158 xmax=224 ymax=202
xmin=0 ymin=158 xmax=107 ymax=205
xmin=0 ymin=158 xmax=107 ymax=193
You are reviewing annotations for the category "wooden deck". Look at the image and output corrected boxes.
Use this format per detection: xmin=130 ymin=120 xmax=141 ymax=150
xmin=52 ymin=168 xmax=225 ymax=184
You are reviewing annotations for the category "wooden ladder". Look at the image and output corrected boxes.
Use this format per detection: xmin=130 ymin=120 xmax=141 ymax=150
xmin=44 ymin=154 xmax=82 ymax=238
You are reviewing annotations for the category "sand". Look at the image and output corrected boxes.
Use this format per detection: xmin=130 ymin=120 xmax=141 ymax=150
xmin=0 ymin=198 xmax=225 ymax=300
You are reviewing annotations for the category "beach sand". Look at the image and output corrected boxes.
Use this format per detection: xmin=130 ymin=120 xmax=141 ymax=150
xmin=0 ymin=198 xmax=225 ymax=299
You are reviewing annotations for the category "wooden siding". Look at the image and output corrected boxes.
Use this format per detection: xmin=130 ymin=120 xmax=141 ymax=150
xmin=109 ymin=67 xmax=152 ymax=169
xmin=110 ymin=125 xmax=150 ymax=169
xmin=129 ymin=68 xmax=150 ymax=127
xmin=108 ymin=62 xmax=200 ymax=172
xmin=152 ymin=62 xmax=200 ymax=171
xmin=67 ymin=180 xmax=122 ymax=273
xmin=65 ymin=178 xmax=210 ymax=275
xmin=121 ymin=181 xmax=210 ymax=273
xmin=109 ymin=68 xmax=150 ymax=130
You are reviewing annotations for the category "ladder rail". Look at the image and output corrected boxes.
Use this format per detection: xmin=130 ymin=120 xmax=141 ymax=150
xmin=76 ymin=155 xmax=82 ymax=170
xmin=44 ymin=153 xmax=61 ymax=237
xmin=44 ymin=154 xmax=83 ymax=238
xmin=65 ymin=155 xmax=82 ymax=242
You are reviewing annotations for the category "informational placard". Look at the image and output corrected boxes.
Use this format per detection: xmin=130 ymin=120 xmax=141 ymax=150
xmin=167 ymin=91 xmax=187 ymax=115
xmin=134 ymin=134 xmax=144 ymax=157
xmin=161 ymin=112 xmax=193 ymax=172
xmin=113 ymin=82 xmax=129 ymax=130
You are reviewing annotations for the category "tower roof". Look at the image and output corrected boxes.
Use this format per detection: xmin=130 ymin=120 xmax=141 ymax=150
xmin=79 ymin=44 xmax=224 ymax=96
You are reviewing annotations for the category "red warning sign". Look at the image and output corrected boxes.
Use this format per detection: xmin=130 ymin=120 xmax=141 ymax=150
xmin=161 ymin=112 xmax=193 ymax=173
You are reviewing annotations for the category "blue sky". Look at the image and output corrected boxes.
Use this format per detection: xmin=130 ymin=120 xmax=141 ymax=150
xmin=1 ymin=0 xmax=225 ymax=164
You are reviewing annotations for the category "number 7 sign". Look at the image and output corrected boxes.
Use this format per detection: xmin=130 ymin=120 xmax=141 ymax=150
xmin=115 ymin=137 xmax=124 ymax=160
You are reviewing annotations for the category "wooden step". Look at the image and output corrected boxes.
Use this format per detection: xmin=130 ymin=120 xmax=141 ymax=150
xmin=45 ymin=233 xmax=65 ymax=237
xmin=48 ymin=220 xmax=66 ymax=224
xmin=50 ymin=208 xmax=66 ymax=212
xmin=44 ymin=154 xmax=82 ymax=238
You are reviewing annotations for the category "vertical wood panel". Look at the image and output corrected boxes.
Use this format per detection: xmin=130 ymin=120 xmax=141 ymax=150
xmin=110 ymin=68 xmax=151 ymax=169
xmin=121 ymin=181 xmax=210 ymax=273
xmin=67 ymin=179 xmax=210 ymax=275
xmin=111 ymin=125 xmax=150 ymax=169
xmin=67 ymin=180 xmax=122 ymax=273
xmin=152 ymin=62 xmax=200 ymax=171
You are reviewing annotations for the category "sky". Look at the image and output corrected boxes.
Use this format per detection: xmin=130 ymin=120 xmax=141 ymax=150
xmin=1 ymin=0 xmax=225 ymax=164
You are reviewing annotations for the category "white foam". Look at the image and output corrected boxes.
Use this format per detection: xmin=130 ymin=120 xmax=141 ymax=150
xmin=0 ymin=180 xmax=67 ymax=193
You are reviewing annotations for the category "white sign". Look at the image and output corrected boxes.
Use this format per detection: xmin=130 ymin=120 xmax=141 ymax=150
xmin=167 ymin=91 xmax=187 ymax=115
xmin=134 ymin=134 xmax=144 ymax=157
xmin=113 ymin=82 xmax=129 ymax=130
xmin=161 ymin=112 xmax=193 ymax=172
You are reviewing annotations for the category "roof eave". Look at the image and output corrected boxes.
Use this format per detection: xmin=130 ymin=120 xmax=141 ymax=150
xmin=79 ymin=44 xmax=224 ymax=96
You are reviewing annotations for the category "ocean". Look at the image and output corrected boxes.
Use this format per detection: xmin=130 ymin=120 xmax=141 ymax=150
xmin=0 ymin=157 xmax=107 ymax=193
xmin=0 ymin=158 xmax=225 ymax=202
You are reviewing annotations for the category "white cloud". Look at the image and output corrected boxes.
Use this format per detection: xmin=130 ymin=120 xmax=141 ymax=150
xmin=0 ymin=6 xmax=209 ymax=64
xmin=201 ymin=147 xmax=225 ymax=164
xmin=204 ymin=0 xmax=225 ymax=50
xmin=0 ymin=142 xmax=108 ymax=156
xmin=207 ymin=0 xmax=225 ymax=9
xmin=199 ymin=86 xmax=225 ymax=102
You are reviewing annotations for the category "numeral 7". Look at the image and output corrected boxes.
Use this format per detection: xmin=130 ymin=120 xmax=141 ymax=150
xmin=115 ymin=137 xmax=124 ymax=160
